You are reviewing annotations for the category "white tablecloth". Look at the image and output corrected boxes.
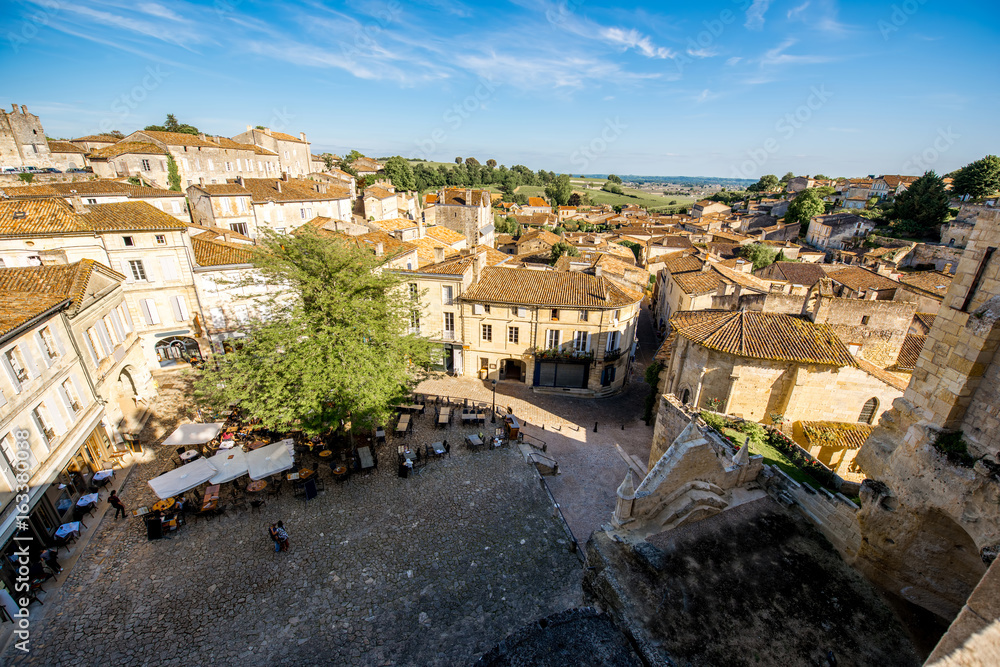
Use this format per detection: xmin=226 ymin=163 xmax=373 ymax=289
xmin=93 ymin=470 xmax=114 ymax=482
xmin=76 ymin=493 xmax=99 ymax=507
xmin=55 ymin=521 xmax=81 ymax=539
xmin=180 ymin=449 xmax=200 ymax=461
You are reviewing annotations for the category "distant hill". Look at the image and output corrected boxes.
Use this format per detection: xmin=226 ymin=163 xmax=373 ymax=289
xmin=581 ymin=175 xmax=756 ymax=188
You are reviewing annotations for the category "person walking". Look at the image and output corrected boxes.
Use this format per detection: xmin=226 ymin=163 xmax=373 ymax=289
xmin=109 ymin=489 xmax=126 ymax=519
xmin=275 ymin=521 xmax=289 ymax=552
xmin=268 ymin=523 xmax=281 ymax=552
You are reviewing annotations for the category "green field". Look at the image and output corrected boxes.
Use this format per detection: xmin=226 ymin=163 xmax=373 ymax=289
xmin=406 ymin=159 xmax=461 ymax=170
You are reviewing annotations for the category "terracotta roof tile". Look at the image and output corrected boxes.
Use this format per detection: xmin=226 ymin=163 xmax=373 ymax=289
xmin=423 ymin=225 xmax=465 ymax=245
xmin=0 ymin=198 xmax=92 ymax=235
xmin=894 ymin=333 xmax=926 ymax=371
xmin=526 ymin=197 xmax=549 ymax=208
xmin=0 ymin=295 xmax=69 ymax=338
xmin=801 ymin=421 xmax=874 ymax=450
xmin=80 ymin=201 xmax=188 ymax=232
xmin=913 ymin=312 xmax=936 ymax=331
xmin=3 ymin=180 xmax=184 ymax=200
xmin=826 ymin=266 xmax=900 ymax=293
xmin=0 ymin=259 xmax=123 ymax=312
xmin=136 ymin=130 xmax=219 ymax=147
xmin=190 ymin=183 xmax=251 ymax=196
xmin=370 ymin=217 xmax=417 ymax=232
xmin=191 ymin=235 xmax=255 ymax=267
xmin=765 ymin=261 xmax=828 ymax=286
xmin=47 ymin=140 xmax=87 ymax=154
xmin=439 ymin=188 xmax=491 ymax=207
xmin=71 ymin=134 xmax=119 ymax=143
xmin=88 ymin=141 xmax=167 ymax=159
xmin=854 ymin=355 xmax=909 ymax=391
xmin=461 ymin=266 xmax=639 ymax=309
xmin=240 ymin=178 xmax=350 ymax=204
xmin=364 ymin=186 xmax=395 ymax=199
xmin=897 ymin=271 xmax=952 ymax=299
xmin=673 ymin=270 xmax=725 ymax=295
xmin=663 ymin=253 xmax=704 ymax=274
xmin=670 ymin=310 xmax=856 ymax=366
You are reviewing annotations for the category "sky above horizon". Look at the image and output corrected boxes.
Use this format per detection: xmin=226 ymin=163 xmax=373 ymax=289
xmin=1 ymin=0 xmax=997 ymax=179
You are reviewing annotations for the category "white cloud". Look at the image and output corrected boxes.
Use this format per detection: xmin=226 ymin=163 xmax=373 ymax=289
xmin=687 ymin=47 xmax=718 ymax=58
xmin=745 ymin=0 xmax=772 ymax=30
xmin=787 ymin=2 xmax=810 ymax=20
xmin=760 ymin=39 xmax=835 ymax=66
xmin=726 ymin=56 xmax=742 ymax=66
xmin=600 ymin=27 xmax=675 ymax=59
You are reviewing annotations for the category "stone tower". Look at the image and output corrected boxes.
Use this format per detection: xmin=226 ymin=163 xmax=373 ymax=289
xmin=0 ymin=103 xmax=51 ymax=168
xmin=856 ymin=205 xmax=1000 ymax=623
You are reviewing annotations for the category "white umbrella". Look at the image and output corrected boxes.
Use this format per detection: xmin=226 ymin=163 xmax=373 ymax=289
xmin=247 ymin=442 xmax=295 ymax=480
xmin=148 ymin=458 xmax=219 ymax=499
xmin=161 ymin=422 xmax=225 ymax=447
xmin=208 ymin=447 xmax=249 ymax=484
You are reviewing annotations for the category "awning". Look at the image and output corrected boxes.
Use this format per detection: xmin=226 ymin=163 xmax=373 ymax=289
xmin=161 ymin=422 xmax=225 ymax=447
xmin=148 ymin=458 xmax=218 ymax=499
xmin=247 ymin=442 xmax=295 ymax=481
xmin=208 ymin=447 xmax=249 ymax=485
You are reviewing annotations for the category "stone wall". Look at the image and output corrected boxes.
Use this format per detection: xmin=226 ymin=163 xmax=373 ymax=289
xmin=647 ymin=393 xmax=695 ymax=467
xmin=811 ymin=295 xmax=916 ymax=366
xmin=758 ymin=465 xmax=863 ymax=561
xmin=904 ymin=243 xmax=963 ymax=273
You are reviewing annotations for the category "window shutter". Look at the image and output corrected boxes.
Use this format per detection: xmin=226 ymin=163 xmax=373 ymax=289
xmin=51 ymin=326 xmax=67 ymax=355
xmin=141 ymin=300 xmax=161 ymax=325
xmin=517 ymin=307 xmax=527 ymax=318
xmin=109 ymin=310 xmax=125 ymax=340
xmin=57 ymin=383 xmax=75 ymax=414
xmin=473 ymin=304 xmax=484 ymax=315
xmin=170 ymin=296 xmax=188 ymax=322
xmin=95 ymin=321 xmax=114 ymax=355
xmin=70 ymin=374 xmax=89 ymax=407
xmin=48 ymin=396 xmax=70 ymax=433
xmin=33 ymin=332 xmax=51 ymax=368
xmin=21 ymin=344 xmax=41 ymax=378
xmin=119 ymin=304 xmax=135 ymax=331
xmin=30 ymin=410 xmax=47 ymax=447
xmin=83 ymin=331 xmax=100 ymax=364
xmin=0 ymin=388 xmax=6 ymax=408
xmin=158 ymin=257 xmax=179 ymax=282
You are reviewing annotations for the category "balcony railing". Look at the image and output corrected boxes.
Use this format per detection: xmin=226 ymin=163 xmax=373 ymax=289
xmin=534 ymin=348 xmax=594 ymax=362
xmin=442 ymin=330 xmax=456 ymax=341
xmin=603 ymin=348 xmax=623 ymax=362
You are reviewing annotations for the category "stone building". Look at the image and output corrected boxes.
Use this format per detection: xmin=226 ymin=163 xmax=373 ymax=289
xmin=1 ymin=180 xmax=190 ymax=223
xmin=186 ymin=182 xmax=257 ymax=238
xmin=0 ymin=261 xmax=157 ymax=586
xmin=231 ymin=126 xmax=312 ymax=177
xmin=362 ymin=185 xmax=400 ymax=221
xmin=423 ymin=187 xmax=494 ymax=248
xmin=0 ymin=104 xmax=50 ymax=168
xmin=805 ymin=213 xmax=875 ymax=250
xmin=85 ymin=141 xmax=171 ymax=186
xmin=855 ymin=206 xmax=1000 ymax=634
xmin=896 ymin=270 xmax=952 ymax=314
xmin=0 ymin=199 xmax=205 ymax=367
xmin=690 ymin=200 xmax=731 ymax=218
xmin=45 ymin=140 xmax=89 ymax=171
xmin=663 ymin=310 xmax=905 ymax=424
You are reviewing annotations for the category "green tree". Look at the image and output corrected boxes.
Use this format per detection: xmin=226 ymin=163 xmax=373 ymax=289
xmin=544 ymin=174 xmax=572 ymax=206
xmin=747 ymin=174 xmax=779 ymax=193
xmin=145 ymin=113 xmax=199 ymax=135
xmin=785 ymin=188 xmax=826 ymax=226
xmin=889 ymin=171 xmax=950 ymax=237
xmin=343 ymin=150 xmax=365 ymax=164
xmin=193 ymin=228 xmax=433 ymax=435
xmin=166 ymin=155 xmax=181 ymax=191
xmin=549 ymin=241 xmax=579 ymax=263
xmin=738 ymin=243 xmax=780 ymax=271
xmin=951 ymin=155 xmax=1000 ymax=200
xmin=17 ymin=172 xmax=33 ymax=184
xmin=617 ymin=240 xmax=642 ymax=263
xmin=321 ymin=154 xmax=335 ymax=170
xmin=607 ymin=174 xmax=622 ymax=184
xmin=382 ymin=156 xmax=416 ymax=191
xmin=780 ymin=171 xmax=795 ymax=183
xmin=455 ymin=157 xmax=463 ymax=165
xmin=602 ymin=181 xmax=624 ymax=195
xmin=486 ymin=159 xmax=497 ymax=169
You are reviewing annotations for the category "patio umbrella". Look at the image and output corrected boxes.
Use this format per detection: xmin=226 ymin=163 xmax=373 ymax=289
xmin=161 ymin=422 xmax=225 ymax=447
xmin=148 ymin=458 xmax=219 ymax=499
xmin=247 ymin=441 xmax=295 ymax=481
xmin=208 ymin=447 xmax=249 ymax=484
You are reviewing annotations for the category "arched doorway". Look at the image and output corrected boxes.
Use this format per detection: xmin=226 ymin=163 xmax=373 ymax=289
xmin=500 ymin=358 xmax=525 ymax=382
xmin=155 ymin=336 xmax=202 ymax=367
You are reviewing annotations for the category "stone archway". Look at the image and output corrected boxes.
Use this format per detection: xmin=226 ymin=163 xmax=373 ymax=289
xmin=500 ymin=358 xmax=525 ymax=382
xmin=155 ymin=336 xmax=202 ymax=367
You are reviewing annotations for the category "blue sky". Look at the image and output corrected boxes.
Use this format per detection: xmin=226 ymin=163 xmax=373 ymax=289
xmin=2 ymin=0 xmax=997 ymax=178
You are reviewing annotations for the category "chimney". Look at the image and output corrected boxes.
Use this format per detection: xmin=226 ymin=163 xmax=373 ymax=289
xmin=198 ymin=133 xmax=206 ymax=141
xmin=246 ymin=124 xmax=252 ymax=131
xmin=264 ymin=128 xmax=272 ymax=136
xmin=434 ymin=247 xmax=445 ymax=264
xmin=199 ymin=177 xmax=205 ymax=186
xmin=235 ymin=175 xmax=244 ymax=186
xmin=10 ymin=104 xmax=16 ymax=114
xmin=944 ymin=262 xmax=953 ymax=273
xmin=595 ymin=266 xmax=603 ymax=278
xmin=276 ymin=180 xmax=281 ymax=193
xmin=299 ymin=132 xmax=307 ymax=142
xmin=70 ymin=195 xmax=88 ymax=214
xmin=473 ymin=251 xmax=486 ymax=283
xmin=375 ymin=242 xmax=384 ymax=257
xmin=281 ymin=172 xmax=289 ymax=182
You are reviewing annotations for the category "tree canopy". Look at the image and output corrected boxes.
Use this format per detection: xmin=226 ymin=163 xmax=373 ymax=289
xmin=617 ymin=240 xmax=642 ymax=263
xmin=607 ymin=174 xmax=623 ymax=184
xmin=785 ymin=188 xmax=826 ymax=226
xmin=193 ymin=229 xmax=433 ymax=435
xmin=550 ymin=241 xmax=579 ymax=263
xmin=382 ymin=156 xmax=416 ymax=191
xmin=888 ymin=171 xmax=951 ymax=238
xmin=747 ymin=174 xmax=779 ymax=193
xmin=737 ymin=243 xmax=779 ymax=271
xmin=951 ymin=155 xmax=1000 ymax=200
xmin=144 ymin=113 xmax=199 ymax=135
xmin=544 ymin=174 xmax=573 ymax=206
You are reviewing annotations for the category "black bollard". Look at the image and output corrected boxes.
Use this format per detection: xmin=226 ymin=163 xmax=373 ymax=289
xmin=594 ymin=421 xmax=598 ymax=432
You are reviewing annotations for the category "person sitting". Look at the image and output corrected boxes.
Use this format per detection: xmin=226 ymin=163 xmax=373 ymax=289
xmin=41 ymin=548 xmax=63 ymax=574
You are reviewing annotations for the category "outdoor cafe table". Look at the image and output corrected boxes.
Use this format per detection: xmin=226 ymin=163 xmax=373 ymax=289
xmin=332 ymin=463 xmax=348 ymax=477
xmin=437 ymin=408 xmax=451 ymax=426
xmin=396 ymin=414 xmax=410 ymax=434
xmin=466 ymin=434 xmax=484 ymax=449
xmin=461 ymin=410 xmax=475 ymax=423
xmin=288 ymin=468 xmax=315 ymax=481
xmin=430 ymin=441 xmax=447 ymax=456
xmin=180 ymin=449 xmax=200 ymax=462
xmin=397 ymin=446 xmax=416 ymax=462
xmin=152 ymin=497 xmax=176 ymax=513
xmin=55 ymin=521 xmax=82 ymax=540
xmin=358 ymin=446 xmax=375 ymax=470
xmin=93 ymin=469 xmax=115 ymax=483
xmin=318 ymin=450 xmax=333 ymax=458
xmin=202 ymin=484 xmax=220 ymax=511
xmin=77 ymin=492 xmax=99 ymax=508
xmin=246 ymin=480 xmax=267 ymax=493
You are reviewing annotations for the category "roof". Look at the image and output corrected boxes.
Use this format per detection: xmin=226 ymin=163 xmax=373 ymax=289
xmin=913 ymin=312 xmax=936 ymax=331
xmin=663 ymin=253 xmax=704 ymax=275
xmin=439 ymin=188 xmax=491 ymax=207
xmin=410 ymin=247 xmax=506 ymax=276
xmin=854 ymin=355 xmax=910 ymax=391
xmin=670 ymin=310 xmax=856 ymax=366
xmin=766 ymin=261 xmax=828 ymax=286
xmin=673 ymin=270 xmax=726 ymax=295
xmin=517 ymin=229 xmax=562 ymax=247
xmin=0 ymin=199 xmax=185 ymax=237
xmin=0 ymin=259 xmax=124 ymax=312
xmin=261 ymin=129 xmax=307 ymax=144
xmin=211 ymin=136 xmax=277 ymax=156
xmin=811 ymin=213 xmax=869 ymax=228
xmin=461 ymin=266 xmax=640 ymax=309
xmin=895 ymin=334 xmax=926 ymax=371
xmin=526 ymin=197 xmax=549 ymax=208
xmin=423 ymin=225 xmax=465 ymax=245
xmin=190 ymin=183 xmax=251 ymax=196
xmin=88 ymin=141 xmax=167 ymax=159
xmin=0 ymin=295 xmax=69 ymax=338
xmin=370 ymin=217 xmax=417 ymax=232
xmin=826 ymin=267 xmax=900 ymax=293
xmin=347 ymin=230 xmax=417 ymax=261
xmin=239 ymin=178 xmax=350 ymax=203
xmin=897 ymin=271 xmax=952 ymax=300
xmin=81 ymin=201 xmax=188 ymax=232
xmin=136 ymin=130 xmax=220 ymax=148
xmin=656 ymin=235 xmax=694 ymax=249
xmin=425 ymin=194 xmax=439 ymax=205
xmin=409 ymin=236 xmax=460 ymax=266
xmin=71 ymin=134 xmax=119 ymax=143
xmin=364 ymin=186 xmax=395 ymax=200
xmin=3 ymin=180 xmax=184 ymax=200
xmin=47 ymin=140 xmax=86 ymax=154
xmin=800 ymin=421 xmax=874 ymax=450
xmin=191 ymin=235 xmax=255 ymax=267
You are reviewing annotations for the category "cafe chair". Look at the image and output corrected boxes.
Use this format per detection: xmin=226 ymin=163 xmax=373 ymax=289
xmin=250 ymin=499 xmax=266 ymax=514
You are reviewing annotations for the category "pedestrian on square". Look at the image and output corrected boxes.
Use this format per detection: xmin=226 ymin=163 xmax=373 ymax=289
xmin=109 ymin=489 xmax=126 ymax=519
xmin=268 ymin=523 xmax=281 ymax=552
xmin=275 ymin=521 xmax=289 ymax=551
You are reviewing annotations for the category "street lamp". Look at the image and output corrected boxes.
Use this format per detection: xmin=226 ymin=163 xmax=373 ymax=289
xmin=491 ymin=379 xmax=497 ymax=423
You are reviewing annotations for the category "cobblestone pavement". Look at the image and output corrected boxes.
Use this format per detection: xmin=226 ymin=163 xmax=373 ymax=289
xmin=7 ymin=372 xmax=583 ymax=667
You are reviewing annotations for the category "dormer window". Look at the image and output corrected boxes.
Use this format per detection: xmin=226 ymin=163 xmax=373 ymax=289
xmin=123 ymin=236 xmax=134 ymax=247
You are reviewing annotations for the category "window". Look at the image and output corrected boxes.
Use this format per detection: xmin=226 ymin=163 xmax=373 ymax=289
xmin=225 ymin=161 xmax=233 ymax=172
xmin=481 ymin=324 xmax=492 ymax=342
xmin=3 ymin=347 xmax=29 ymax=383
xmin=123 ymin=236 xmax=134 ymax=247
xmin=606 ymin=330 xmax=620 ymax=352
xmin=443 ymin=313 xmax=455 ymax=340
xmin=86 ymin=198 xmax=97 ymax=205
xmin=93 ymin=322 xmax=113 ymax=355
xmin=172 ymin=201 xmax=182 ymax=214
xmin=612 ymin=309 xmax=621 ymax=324
xmin=601 ymin=365 xmax=617 ymax=386
xmin=38 ymin=326 xmax=59 ymax=360
xmin=170 ymin=296 xmax=189 ymax=323
xmin=237 ymin=198 xmax=247 ymax=213
xmin=546 ymin=329 xmax=560 ymax=349
xmin=140 ymin=299 xmax=161 ymax=325
xmin=573 ymin=331 xmax=589 ymax=352
xmin=508 ymin=326 xmax=519 ymax=344
xmin=140 ymin=159 xmax=151 ymax=171
xmin=409 ymin=283 xmax=418 ymax=300
xmin=300 ymin=208 xmax=307 ymax=220
xmin=551 ymin=309 xmax=559 ymax=321
xmin=60 ymin=378 xmax=82 ymax=413
xmin=859 ymin=398 xmax=879 ymax=425
xmin=0 ymin=432 xmax=35 ymax=478
xmin=229 ymin=222 xmax=249 ymax=236
xmin=483 ymin=304 xmax=490 ymax=314
xmin=275 ymin=208 xmax=284 ymax=222
xmin=861 ymin=315 xmax=870 ymax=325
xmin=32 ymin=404 xmax=55 ymax=444
xmin=442 ymin=286 xmax=454 ymax=306
xmin=579 ymin=310 xmax=588 ymax=322
xmin=155 ymin=234 xmax=166 ymax=244
xmin=207 ymin=159 xmax=215 ymax=171
xmin=117 ymin=304 xmax=134 ymax=332
xmin=158 ymin=256 xmax=179 ymax=282
xmin=128 ymin=260 xmax=147 ymax=281
xmin=409 ymin=312 xmax=420 ymax=333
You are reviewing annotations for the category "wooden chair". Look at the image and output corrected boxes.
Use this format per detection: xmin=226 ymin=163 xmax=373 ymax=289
xmin=250 ymin=499 xmax=266 ymax=514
